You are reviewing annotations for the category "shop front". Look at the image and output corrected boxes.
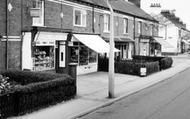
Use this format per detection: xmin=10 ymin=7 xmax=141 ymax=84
xmin=70 ymin=34 xmax=119 ymax=75
xmin=103 ymin=37 xmax=134 ymax=60
xmin=22 ymin=29 xmax=69 ymax=73
xmin=139 ymin=38 xmax=150 ymax=56
xmin=153 ymin=37 xmax=173 ymax=55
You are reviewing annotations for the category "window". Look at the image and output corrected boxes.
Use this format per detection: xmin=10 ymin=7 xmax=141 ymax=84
xmin=74 ymin=9 xmax=86 ymax=27
xmin=104 ymin=14 xmax=110 ymax=32
xmin=138 ymin=21 xmax=142 ymax=34
xmin=32 ymin=0 xmax=44 ymax=26
xmin=123 ymin=18 xmax=128 ymax=34
xmin=70 ymin=42 xmax=97 ymax=65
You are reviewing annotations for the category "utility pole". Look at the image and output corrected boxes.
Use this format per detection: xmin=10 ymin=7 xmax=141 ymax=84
xmin=106 ymin=0 xmax=115 ymax=98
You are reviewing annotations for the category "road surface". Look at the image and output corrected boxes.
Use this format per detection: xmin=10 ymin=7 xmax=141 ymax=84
xmin=78 ymin=67 xmax=190 ymax=119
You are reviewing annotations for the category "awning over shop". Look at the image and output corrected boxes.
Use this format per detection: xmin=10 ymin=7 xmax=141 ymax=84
xmin=34 ymin=32 xmax=68 ymax=46
xmin=120 ymin=37 xmax=134 ymax=42
xmin=182 ymin=40 xmax=190 ymax=45
xmin=154 ymin=37 xmax=174 ymax=48
xmin=73 ymin=34 xmax=119 ymax=53
xmin=103 ymin=37 xmax=134 ymax=42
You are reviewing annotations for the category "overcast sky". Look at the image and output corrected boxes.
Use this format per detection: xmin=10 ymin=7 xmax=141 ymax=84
xmin=141 ymin=0 xmax=190 ymax=30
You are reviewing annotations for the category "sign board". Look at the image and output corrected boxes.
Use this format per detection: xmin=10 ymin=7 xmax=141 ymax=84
xmin=30 ymin=8 xmax=40 ymax=17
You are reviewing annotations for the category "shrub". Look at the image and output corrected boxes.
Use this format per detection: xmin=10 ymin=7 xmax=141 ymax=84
xmin=0 ymin=91 xmax=15 ymax=118
xmin=145 ymin=61 xmax=160 ymax=75
xmin=132 ymin=55 xmax=173 ymax=70
xmin=132 ymin=55 xmax=164 ymax=62
xmin=98 ymin=57 xmax=160 ymax=76
xmin=160 ymin=57 xmax=173 ymax=69
xmin=0 ymin=70 xmax=76 ymax=117
xmin=0 ymin=70 xmax=70 ymax=85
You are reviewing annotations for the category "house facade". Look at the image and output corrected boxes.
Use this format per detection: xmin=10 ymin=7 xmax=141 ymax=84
xmin=153 ymin=10 xmax=187 ymax=55
xmin=0 ymin=0 xmax=158 ymax=75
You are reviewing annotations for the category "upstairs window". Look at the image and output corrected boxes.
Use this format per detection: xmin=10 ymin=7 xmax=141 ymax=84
xmin=74 ymin=9 xmax=86 ymax=27
xmin=137 ymin=21 xmax=142 ymax=34
xmin=32 ymin=0 xmax=44 ymax=26
xmin=104 ymin=14 xmax=110 ymax=32
xmin=123 ymin=18 xmax=128 ymax=34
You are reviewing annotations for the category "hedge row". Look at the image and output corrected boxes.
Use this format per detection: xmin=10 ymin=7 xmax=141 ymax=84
xmin=160 ymin=57 xmax=173 ymax=69
xmin=132 ymin=55 xmax=173 ymax=70
xmin=98 ymin=58 xmax=160 ymax=76
xmin=0 ymin=70 xmax=76 ymax=118
xmin=0 ymin=70 xmax=69 ymax=85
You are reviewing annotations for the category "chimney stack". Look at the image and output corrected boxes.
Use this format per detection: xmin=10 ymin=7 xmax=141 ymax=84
xmin=128 ymin=0 xmax=141 ymax=8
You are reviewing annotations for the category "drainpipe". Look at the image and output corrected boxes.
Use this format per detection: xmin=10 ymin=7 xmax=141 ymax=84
xmin=133 ymin=17 xmax=136 ymax=55
xmin=20 ymin=0 xmax=23 ymax=69
xmin=92 ymin=6 xmax=95 ymax=33
xmin=106 ymin=0 xmax=115 ymax=98
xmin=5 ymin=0 xmax=9 ymax=70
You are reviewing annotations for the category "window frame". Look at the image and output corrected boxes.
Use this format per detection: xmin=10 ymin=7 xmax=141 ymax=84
xmin=138 ymin=21 xmax=142 ymax=34
xmin=73 ymin=8 xmax=87 ymax=27
xmin=123 ymin=18 xmax=129 ymax=34
xmin=103 ymin=14 xmax=110 ymax=33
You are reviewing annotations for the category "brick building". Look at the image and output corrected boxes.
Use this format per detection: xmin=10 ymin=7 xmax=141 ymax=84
xmin=0 ymin=0 xmax=158 ymax=75
xmin=153 ymin=10 xmax=187 ymax=55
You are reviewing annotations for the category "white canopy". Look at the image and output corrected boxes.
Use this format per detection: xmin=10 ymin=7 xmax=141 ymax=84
xmin=154 ymin=37 xmax=174 ymax=48
xmin=34 ymin=32 xmax=68 ymax=46
xmin=73 ymin=34 xmax=119 ymax=53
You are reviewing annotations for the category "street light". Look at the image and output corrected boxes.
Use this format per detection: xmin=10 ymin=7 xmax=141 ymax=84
xmin=106 ymin=0 xmax=115 ymax=98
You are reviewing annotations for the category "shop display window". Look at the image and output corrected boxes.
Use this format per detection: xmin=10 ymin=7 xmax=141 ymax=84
xmin=70 ymin=42 xmax=97 ymax=66
xmin=33 ymin=46 xmax=54 ymax=71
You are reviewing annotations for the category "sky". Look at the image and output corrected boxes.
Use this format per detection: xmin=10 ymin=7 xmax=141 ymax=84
xmin=141 ymin=0 xmax=190 ymax=30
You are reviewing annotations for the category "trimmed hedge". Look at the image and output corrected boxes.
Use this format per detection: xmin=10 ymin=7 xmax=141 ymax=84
xmin=0 ymin=70 xmax=69 ymax=85
xmin=0 ymin=70 xmax=76 ymax=118
xmin=98 ymin=58 xmax=160 ymax=76
xmin=160 ymin=57 xmax=173 ymax=69
xmin=0 ymin=91 xmax=15 ymax=119
xmin=132 ymin=55 xmax=173 ymax=70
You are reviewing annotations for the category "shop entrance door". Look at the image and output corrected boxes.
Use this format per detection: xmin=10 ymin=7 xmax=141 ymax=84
xmin=55 ymin=41 xmax=66 ymax=72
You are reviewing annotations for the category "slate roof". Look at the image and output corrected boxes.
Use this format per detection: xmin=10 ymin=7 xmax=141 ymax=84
xmin=161 ymin=11 xmax=186 ymax=29
xmin=69 ymin=0 xmax=157 ymax=22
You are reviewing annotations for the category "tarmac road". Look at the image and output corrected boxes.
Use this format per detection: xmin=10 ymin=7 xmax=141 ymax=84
xmin=78 ymin=67 xmax=190 ymax=119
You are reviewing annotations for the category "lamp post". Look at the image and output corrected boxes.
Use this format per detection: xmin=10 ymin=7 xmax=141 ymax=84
xmin=106 ymin=0 xmax=115 ymax=98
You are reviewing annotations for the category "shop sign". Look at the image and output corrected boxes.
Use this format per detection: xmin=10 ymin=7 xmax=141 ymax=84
xmin=34 ymin=41 xmax=55 ymax=46
xmin=30 ymin=8 xmax=40 ymax=17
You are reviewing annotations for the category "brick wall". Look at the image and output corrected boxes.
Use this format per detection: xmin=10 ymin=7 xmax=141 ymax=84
xmin=0 ymin=41 xmax=6 ymax=70
xmin=0 ymin=0 xmax=6 ymax=36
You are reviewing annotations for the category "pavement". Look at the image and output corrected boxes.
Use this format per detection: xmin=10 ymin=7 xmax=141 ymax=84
xmin=9 ymin=53 xmax=190 ymax=119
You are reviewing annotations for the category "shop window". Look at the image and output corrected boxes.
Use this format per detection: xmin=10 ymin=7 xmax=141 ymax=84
xmin=89 ymin=49 xmax=97 ymax=63
xmin=123 ymin=18 xmax=128 ymax=34
xmin=32 ymin=0 xmax=44 ymax=26
xmin=79 ymin=45 xmax=88 ymax=65
xmin=33 ymin=46 xmax=54 ymax=71
xmin=70 ymin=42 xmax=97 ymax=66
xmin=104 ymin=14 xmax=110 ymax=32
xmin=74 ymin=9 xmax=86 ymax=27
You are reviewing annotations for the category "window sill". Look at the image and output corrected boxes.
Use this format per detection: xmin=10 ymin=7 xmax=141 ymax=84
xmin=74 ymin=24 xmax=86 ymax=27
xmin=103 ymin=30 xmax=110 ymax=33
xmin=123 ymin=32 xmax=129 ymax=35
